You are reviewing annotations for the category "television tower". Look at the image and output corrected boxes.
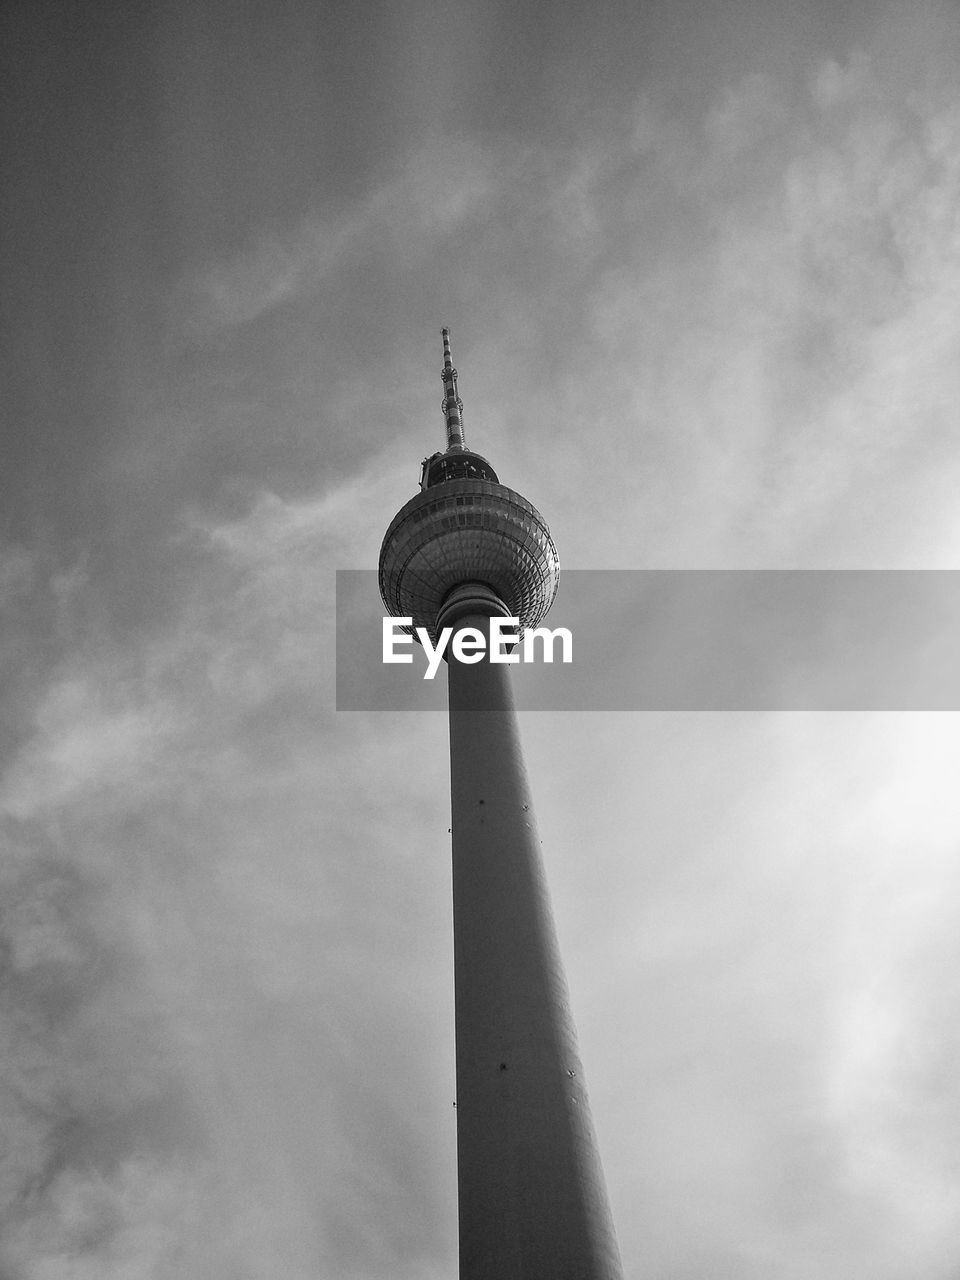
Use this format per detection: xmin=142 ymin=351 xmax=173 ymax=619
xmin=379 ymin=330 xmax=623 ymax=1280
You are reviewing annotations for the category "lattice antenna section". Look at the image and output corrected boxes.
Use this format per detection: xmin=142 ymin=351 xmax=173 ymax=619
xmin=441 ymin=327 xmax=466 ymax=451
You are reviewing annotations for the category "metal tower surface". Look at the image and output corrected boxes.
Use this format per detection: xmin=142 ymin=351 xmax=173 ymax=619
xmin=378 ymin=331 xmax=623 ymax=1280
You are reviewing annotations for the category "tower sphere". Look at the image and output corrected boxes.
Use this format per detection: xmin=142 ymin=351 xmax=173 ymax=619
xmin=378 ymin=476 xmax=560 ymax=644
xmin=378 ymin=329 xmax=559 ymax=643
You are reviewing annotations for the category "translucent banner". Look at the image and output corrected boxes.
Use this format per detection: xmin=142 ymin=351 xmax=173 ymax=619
xmin=336 ymin=570 xmax=960 ymax=711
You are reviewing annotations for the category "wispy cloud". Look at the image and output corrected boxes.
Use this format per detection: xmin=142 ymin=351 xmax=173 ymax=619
xmin=0 ymin=484 xmax=455 ymax=1277
xmin=0 ymin=680 xmax=182 ymax=822
xmin=183 ymin=141 xmax=495 ymax=334
xmin=540 ymin=51 xmax=960 ymax=567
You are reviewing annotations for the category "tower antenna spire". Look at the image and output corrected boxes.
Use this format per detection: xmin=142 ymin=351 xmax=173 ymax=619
xmin=441 ymin=327 xmax=466 ymax=451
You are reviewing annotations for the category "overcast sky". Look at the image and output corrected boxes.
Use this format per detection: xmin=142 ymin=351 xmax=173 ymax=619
xmin=3 ymin=1 xmax=960 ymax=1277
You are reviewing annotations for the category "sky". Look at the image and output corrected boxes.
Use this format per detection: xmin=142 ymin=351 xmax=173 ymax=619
xmin=2 ymin=0 xmax=960 ymax=1276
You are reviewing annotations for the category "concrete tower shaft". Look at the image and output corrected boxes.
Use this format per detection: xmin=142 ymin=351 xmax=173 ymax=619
xmin=446 ymin=599 xmax=624 ymax=1280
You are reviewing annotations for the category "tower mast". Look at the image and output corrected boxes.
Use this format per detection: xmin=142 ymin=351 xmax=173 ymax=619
xmin=379 ymin=331 xmax=623 ymax=1279
xmin=441 ymin=326 xmax=466 ymax=451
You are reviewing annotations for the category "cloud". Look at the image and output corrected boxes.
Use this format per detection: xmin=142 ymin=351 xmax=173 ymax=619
xmin=3 ymin=1158 xmax=199 ymax=1279
xmin=0 ymin=837 xmax=199 ymax=1276
xmin=184 ymin=214 xmax=367 ymax=332
xmin=524 ymin=710 xmax=960 ymax=1279
xmin=0 ymin=479 xmax=458 ymax=1277
xmin=0 ymin=681 xmax=183 ymax=823
xmin=182 ymin=141 xmax=495 ymax=335
xmin=539 ymin=50 xmax=960 ymax=569
xmin=704 ymin=72 xmax=788 ymax=163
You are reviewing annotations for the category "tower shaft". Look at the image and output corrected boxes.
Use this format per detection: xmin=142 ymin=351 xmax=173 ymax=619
xmin=448 ymin=613 xmax=623 ymax=1280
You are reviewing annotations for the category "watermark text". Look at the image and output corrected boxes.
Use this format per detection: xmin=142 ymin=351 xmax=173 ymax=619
xmin=383 ymin=617 xmax=573 ymax=679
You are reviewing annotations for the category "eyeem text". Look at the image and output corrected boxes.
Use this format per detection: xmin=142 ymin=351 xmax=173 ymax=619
xmin=383 ymin=617 xmax=573 ymax=680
